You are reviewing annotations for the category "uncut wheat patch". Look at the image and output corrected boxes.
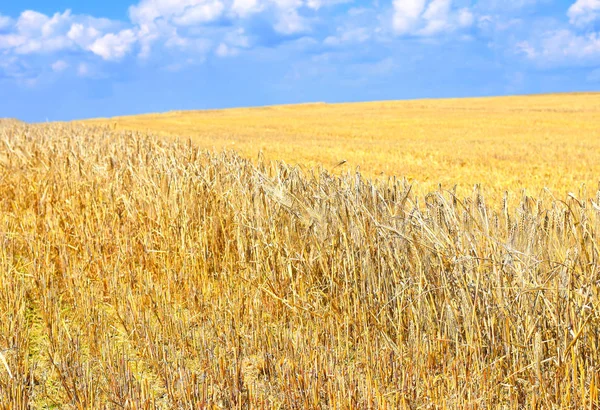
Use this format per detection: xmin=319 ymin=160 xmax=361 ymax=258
xmin=83 ymin=93 xmax=600 ymax=201
xmin=0 ymin=123 xmax=599 ymax=409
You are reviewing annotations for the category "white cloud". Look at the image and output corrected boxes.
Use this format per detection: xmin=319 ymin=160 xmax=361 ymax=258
xmin=393 ymin=0 xmax=473 ymax=36
xmin=10 ymin=10 xmax=73 ymax=54
xmin=568 ymin=0 xmax=600 ymax=26
xmin=274 ymin=9 xmax=308 ymax=34
xmin=171 ymin=0 xmax=225 ymax=25
xmin=17 ymin=10 xmax=73 ymax=39
xmin=231 ymin=0 xmax=347 ymax=25
xmin=0 ymin=9 xmax=129 ymax=59
xmin=516 ymin=40 xmax=536 ymax=58
xmin=393 ymin=0 xmax=427 ymax=35
xmin=67 ymin=23 xmax=102 ymax=48
xmin=129 ymin=0 xmax=224 ymax=26
xmin=231 ymin=0 xmax=263 ymax=17
xmin=164 ymin=31 xmax=190 ymax=48
xmin=51 ymin=60 xmax=69 ymax=72
xmin=1 ymin=0 xmax=345 ymax=63
xmin=89 ymin=29 xmax=137 ymax=60
xmin=127 ymin=0 xmax=229 ymax=57
xmin=0 ymin=34 xmax=26 ymax=50
xmin=419 ymin=0 xmax=452 ymax=35
xmin=135 ymin=21 xmax=164 ymax=58
xmin=214 ymin=27 xmax=249 ymax=56
xmin=306 ymin=0 xmax=351 ymax=10
xmin=511 ymin=0 xmax=600 ymax=66
xmin=16 ymin=10 xmax=53 ymax=36
xmin=129 ymin=0 xmax=180 ymax=25
xmin=17 ymin=37 xmax=71 ymax=54
xmin=457 ymin=9 xmax=474 ymax=27
xmin=517 ymin=29 xmax=600 ymax=64
xmin=224 ymin=27 xmax=250 ymax=48
xmin=0 ymin=0 xmax=482 ymax=80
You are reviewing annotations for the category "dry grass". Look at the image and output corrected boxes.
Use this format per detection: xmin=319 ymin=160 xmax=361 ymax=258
xmin=1 ymin=120 xmax=599 ymax=408
xmin=83 ymin=93 xmax=600 ymax=200
xmin=0 ymin=119 xmax=23 ymax=126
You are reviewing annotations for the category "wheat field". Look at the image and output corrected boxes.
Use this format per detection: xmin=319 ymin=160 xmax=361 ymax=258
xmin=0 ymin=94 xmax=599 ymax=408
xmin=85 ymin=93 xmax=600 ymax=200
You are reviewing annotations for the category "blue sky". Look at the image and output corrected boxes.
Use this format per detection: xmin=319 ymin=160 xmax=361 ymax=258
xmin=0 ymin=0 xmax=598 ymax=121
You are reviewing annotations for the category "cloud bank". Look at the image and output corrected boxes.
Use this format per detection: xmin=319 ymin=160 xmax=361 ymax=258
xmin=0 ymin=0 xmax=598 ymax=83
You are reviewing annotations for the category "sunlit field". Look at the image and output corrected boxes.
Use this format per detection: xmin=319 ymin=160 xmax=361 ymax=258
xmin=85 ymin=93 xmax=600 ymax=200
xmin=1 ymin=93 xmax=599 ymax=408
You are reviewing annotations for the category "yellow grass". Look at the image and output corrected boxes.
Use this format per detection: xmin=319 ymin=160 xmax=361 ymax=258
xmin=1 ymin=112 xmax=599 ymax=408
xmin=85 ymin=93 xmax=600 ymax=200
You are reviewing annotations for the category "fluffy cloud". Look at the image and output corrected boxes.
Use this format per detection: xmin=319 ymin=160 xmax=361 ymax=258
xmin=89 ymin=29 xmax=137 ymax=60
xmin=129 ymin=0 xmax=225 ymax=26
xmin=172 ymin=1 xmax=225 ymax=25
xmin=0 ymin=9 xmax=128 ymax=59
xmin=16 ymin=10 xmax=63 ymax=37
xmin=518 ymin=29 xmax=600 ymax=64
xmin=0 ymin=34 xmax=25 ymax=50
xmin=516 ymin=0 xmax=600 ymax=65
xmin=392 ymin=0 xmax=473 ymax=36
xmin=214 ymin=27 xmax=249 ymax=56
xmin=515 ymin=40 xmax=536 ymax=58
xmin=223 ymin=27 xmax=250 ymax=47
xmin=274 ymin=9 xmax=308 ymax=34
xmin=420 ymin=0 xmax=453 ymax=35
xmin=568 ymin=0 xmax=600 ymax=26
xmin=231 ymin=0 xmax=263 ymax=17
xmin=306 ymin=0 xmax=351 ymax=10
xmin=9 ymin=0 xmax=591 ymax=86
xmin=1 ymin=1 xmax=234 ymax=66
xmin=129 ymin=0 xmax=183 ymax=25
xmin=128 ymin=0 xmax=231 ymax=58
xmin=231 ymin=0 xmax=347 ymax=33
xmin=0 ymin=0 xmax=354 ymax=67
xmin=11 ymin=10 xmax=73 ymax=54
xmin=67 ymin=23 xmax=102 ymax=48
xmin=393 ymin=0 xmax=426 ymax=35
xmin=266 ymin=0 xmax=309 ymax=34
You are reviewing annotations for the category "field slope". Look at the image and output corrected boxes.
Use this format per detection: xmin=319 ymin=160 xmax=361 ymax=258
xmin=84 ymin=93 xmax=600 ymax=199
xmin=0 ymin=116 xmax=599 ymax=408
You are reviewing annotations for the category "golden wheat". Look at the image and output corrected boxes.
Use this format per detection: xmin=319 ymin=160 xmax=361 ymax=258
xmin=83 ymin=93 xmax=600 ymax=201
xmin=0 ymin=122 xmax=599 ymax=408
